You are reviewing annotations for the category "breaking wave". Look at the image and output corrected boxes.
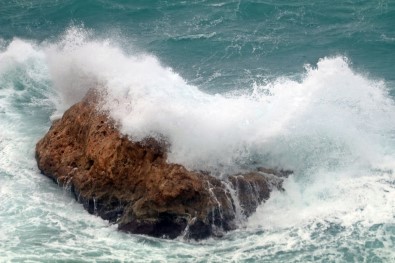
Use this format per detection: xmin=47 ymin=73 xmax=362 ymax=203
xmin=1 ymin=27 xmax=395 ymax=261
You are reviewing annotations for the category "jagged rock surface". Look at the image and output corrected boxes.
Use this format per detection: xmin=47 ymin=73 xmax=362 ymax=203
xmin=35 ymin=92 xmax=287 ymax=239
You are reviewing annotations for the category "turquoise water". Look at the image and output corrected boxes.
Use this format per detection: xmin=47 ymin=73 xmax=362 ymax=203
xmin=1 ymin=1 xmax=395 ymax=262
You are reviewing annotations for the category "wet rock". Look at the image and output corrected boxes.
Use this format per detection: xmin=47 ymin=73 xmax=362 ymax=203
xmin=36 ymin=90 xmax=288 ymax=240
xmin=228 ymin=172 xmax=283 ymax=217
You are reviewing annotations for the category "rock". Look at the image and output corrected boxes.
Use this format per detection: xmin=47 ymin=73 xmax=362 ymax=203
xmin=35 ymin=90 xmax=288 ymax=240
xmin=228 ymin=172 xmax=282 ymax=217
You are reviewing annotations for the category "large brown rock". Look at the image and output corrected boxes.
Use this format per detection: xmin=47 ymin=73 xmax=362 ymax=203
xmin=35 ymin=90 xmax=288 ymax=239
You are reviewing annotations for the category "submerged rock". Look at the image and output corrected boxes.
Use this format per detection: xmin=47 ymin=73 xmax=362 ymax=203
xmin=36 ymin=90 xmax=288 ymax=240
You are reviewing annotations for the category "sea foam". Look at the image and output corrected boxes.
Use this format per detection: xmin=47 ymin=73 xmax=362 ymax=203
xmin=42 ymin=29 xmax=395 ymax=177
xmin=1 ymin=27 xmax=395 ymax=261
xmin=42 ymin=29 xmax=395 ymax=236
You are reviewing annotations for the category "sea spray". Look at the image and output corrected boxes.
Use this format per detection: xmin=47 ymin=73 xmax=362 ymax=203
xmin=44 ymin=29 xmax=395 ymax=177
xmin=1 ymin=26 xmax=395 ymax=261
xmin=43 ymin=31 xmax=395 ymax=252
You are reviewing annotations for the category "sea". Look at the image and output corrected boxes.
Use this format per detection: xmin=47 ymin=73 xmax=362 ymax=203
xmin=1 ymin=0 xmax=395 ymax=262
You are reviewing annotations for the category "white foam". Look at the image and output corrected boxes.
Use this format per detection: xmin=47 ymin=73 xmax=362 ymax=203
xmin=41 ymin=30 xmax=395 ymax=238
xmin=1 ymin=27 xmax=395 ymax=261
xmin=29 ymin=29 xmax=395 ymax=177
xmin=105 ymin=56 xmax=395 ymax=175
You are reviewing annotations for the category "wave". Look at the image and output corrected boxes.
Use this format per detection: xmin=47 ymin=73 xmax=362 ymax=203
xmin=46 ymin=29 xmax=395 ymax=174
xmin=172 ymin=32 xmax=217 ymax=41
xmin=1 ymin=27 xmax=395 ymax=243
xmin=3 ymin=28 xmax=395 ymax=174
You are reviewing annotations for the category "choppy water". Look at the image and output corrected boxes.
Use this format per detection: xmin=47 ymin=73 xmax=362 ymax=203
xmin=1 ymin=1 xmax=395 ymax=262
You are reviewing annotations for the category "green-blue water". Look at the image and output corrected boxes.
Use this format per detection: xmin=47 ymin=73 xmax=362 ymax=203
xmin=1 ymin=1 xmax=395 ymax=262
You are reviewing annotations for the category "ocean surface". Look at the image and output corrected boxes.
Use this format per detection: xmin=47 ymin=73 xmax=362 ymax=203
xmin=1 ymin=0 xmax=395 ymax=262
